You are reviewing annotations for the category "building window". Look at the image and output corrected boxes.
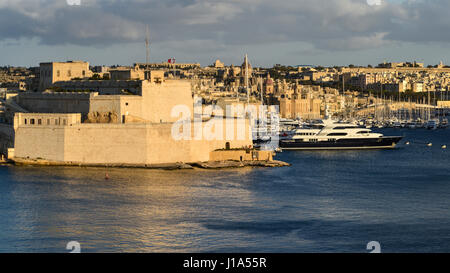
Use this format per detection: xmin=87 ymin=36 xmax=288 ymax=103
xmin=38 ymin=119 xmax=42 ymax=125
xmin=24 ymin=119 xmax=27 ymax=125
xmin=55 ymin=119 xmax=59 ymax=125
xmin=82 ymin=70 xmax=86 ymax=77
xmin=30 ymin=119 xmax=35 ymax=125
xmin=67 ymin=70 xmax=71 ymax=77
xmin=63 ymin=119 xmax=67 ymax=125
xmin=57 ymin=70 xmax=60 ymax=77
xmin=47 ymin=119 xmax=50 ymax=125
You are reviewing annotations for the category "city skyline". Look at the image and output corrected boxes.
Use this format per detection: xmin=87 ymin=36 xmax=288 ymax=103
xmin=1 ymin=0 xmax=450 ymax=67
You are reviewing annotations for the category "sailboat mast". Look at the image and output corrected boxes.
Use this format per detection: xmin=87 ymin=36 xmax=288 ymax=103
xmin=245 ymin=54 xmax=249 ymax=104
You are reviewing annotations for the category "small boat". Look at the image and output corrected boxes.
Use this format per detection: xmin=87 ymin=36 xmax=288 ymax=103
xmin=392 ymin=121 xmax=402 ymax=128
xmin=406 ymin=122 xmax=417 ymax=129
xmin=426 ymin=119 xmax=438 ymax=130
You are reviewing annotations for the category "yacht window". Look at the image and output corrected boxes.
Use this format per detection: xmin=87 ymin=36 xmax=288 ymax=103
xmin=357 ymin=131 xmax=370 ymax=134
xmin=333 ymin=126 xmax=355 ymax=130
xmin=327 ymin=133 xmax=347 ymax=136
xmin=311 ymin=125 xmax=324 ymax=129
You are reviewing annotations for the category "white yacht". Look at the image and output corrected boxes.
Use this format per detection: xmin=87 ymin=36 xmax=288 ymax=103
xmin=280 ymin=118 xmax=403 ymax=150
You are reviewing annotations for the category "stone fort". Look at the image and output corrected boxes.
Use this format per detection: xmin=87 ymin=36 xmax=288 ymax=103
xmin=9 ymin=70 xmax=253 ymax=165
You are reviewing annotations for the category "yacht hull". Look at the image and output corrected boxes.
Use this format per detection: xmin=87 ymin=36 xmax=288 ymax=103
xmin=280 ymin=136 xmax=403 ymax=150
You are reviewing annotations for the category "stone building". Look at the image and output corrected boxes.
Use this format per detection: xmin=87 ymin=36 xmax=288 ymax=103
xmin=214 ymin=59 xmax=225 ymax=68
xmin=109 ymin=66 xmax=145 ymax=81
xmin=279 ymin=91 xmax=322 ymax=120
xmin=39 ymin=61 xmax=93 ymax=91
xmin=264 ymin=74 xmax=274 ymax=95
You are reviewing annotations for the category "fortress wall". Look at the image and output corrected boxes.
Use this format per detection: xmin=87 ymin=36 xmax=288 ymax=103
xmin=88 ymin=95 xmax=122 ymax=116
xmin=141 ymin=80 xmax=194 ymax=123
xmin=89 ymin=95 xmax=143 ymax=122
xmin=15 ymin=126 xmax=65 ymax=161
xmin=63 ymin=124 xmax=149 ymax=164
xmin=13 ymin=118 xmax=252 ymax=165
xmin=145 ymin=123 xmax=208 ymax=163
xmin=143 ymin=120 xmax=252 ymax=164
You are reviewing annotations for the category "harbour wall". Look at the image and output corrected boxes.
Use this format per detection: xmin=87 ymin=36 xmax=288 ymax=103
xmin=13 ymin=120 xmax=252 ymax=165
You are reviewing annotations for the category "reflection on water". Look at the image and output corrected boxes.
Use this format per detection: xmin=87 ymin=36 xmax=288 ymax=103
xmin=1 ymin=166 xmax=265 ymax=252
xmin=1 ymin=128 xmax=450 ymax=252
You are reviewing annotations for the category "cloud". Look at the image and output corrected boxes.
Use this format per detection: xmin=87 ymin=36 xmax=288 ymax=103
xmin=0 ymin=0 xmax=449 ymax=53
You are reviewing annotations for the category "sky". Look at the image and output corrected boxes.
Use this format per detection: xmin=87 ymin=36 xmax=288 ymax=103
xmin=0 ymin=0 xmax=449 ymax=67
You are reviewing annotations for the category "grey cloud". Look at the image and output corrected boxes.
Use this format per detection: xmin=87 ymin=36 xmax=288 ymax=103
xmin=0 ymin=0 xmax=449 ymax=52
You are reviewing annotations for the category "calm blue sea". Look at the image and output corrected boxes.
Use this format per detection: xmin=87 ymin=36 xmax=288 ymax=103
xmin=0 ymin=128 xmax=450 ymax=253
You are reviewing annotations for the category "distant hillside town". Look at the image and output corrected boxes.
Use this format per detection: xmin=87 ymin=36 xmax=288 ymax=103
xmin=2 ymin=59 xmax=450 ymax=120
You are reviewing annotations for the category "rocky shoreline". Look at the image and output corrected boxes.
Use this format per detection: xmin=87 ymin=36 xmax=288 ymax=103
xmin=7 ymin=157 xmax=291 ymax=170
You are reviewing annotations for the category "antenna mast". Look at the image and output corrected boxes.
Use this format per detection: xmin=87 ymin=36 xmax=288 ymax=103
xmin=145 ymin=25 xmax=150 ymax=78
xmin=259 ymin=76 xmax=263 ymax=105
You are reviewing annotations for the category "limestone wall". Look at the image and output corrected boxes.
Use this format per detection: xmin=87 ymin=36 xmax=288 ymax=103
xmin=15 ymin=126 xmax=66 ymax=161
xmin=13 ymin=118 xmax=252 ymax=165
xmin=141 ymin=80 xmax=194 ymax=123
xmin=89 ymin=94 xmax=143 ymax=123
